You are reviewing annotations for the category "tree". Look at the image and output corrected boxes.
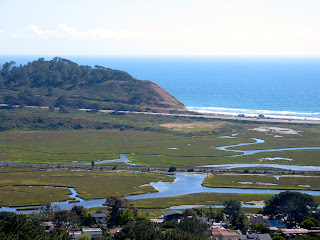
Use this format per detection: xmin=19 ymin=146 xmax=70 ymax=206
xmin=114 ymin=219 xmax=160 ymax=240
xmin=55 ymin=95 xmax=68 ymax=107
xmin=120 ymin=210 xmax=135 ymax=225
xmin=4 ymin=95 xmax=18 ymax=106
xmin=263 ymin=191 xmax=318 ymax=228
xmin=49 ymin=105 xmax=55 ymax=111
xmin=272 ymin=235 xmax=286 ymax=240
xmin=222 ymin=199 xmax=248 ymax=233
xmin=91 ymin=160 xmax=95 ymax=169
xmin=204 ymin=207 xmax=223 ymax=222
xmin=223 ymin=199 xmax=241 ymax=226
xmin=234 ymin=212 xmax=249 ymax=234
xmin=160 ymin=229 xmax=206 ymax=240
xmin=69 ymin=206 xmax=95 ymax=227
xmin=300 ymin=218 xmax=320 ymax=230
xmin=252 ymin=222 xmax=269 ymax=234
xmin=293 ymin=234 xmax=320 ymax=240
xmin=178 ymin=217 xmax=211 ymax=238
xmin=106 ymin=196 xmax=129 ymax=227
xmin=59 ymin=106 xmax=69 ymax=113
xmin=50 ymin=228 xmax=69 ymax=240
xmin=53 ymin=210 xmax=69 ymax=228
xmin=78 ymin=235 xmax=91 ymax=240
xmin=183 ymin=209 xmax=197 ymax=218
xmin=90 ymin=103 xmax=101 ymax=113
xmin=0 ymin=211 xmax=52 ymax=240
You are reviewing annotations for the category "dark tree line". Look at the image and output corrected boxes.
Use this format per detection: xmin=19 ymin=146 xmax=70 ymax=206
xmin=0 ymin=211 xmax=69 ymax=240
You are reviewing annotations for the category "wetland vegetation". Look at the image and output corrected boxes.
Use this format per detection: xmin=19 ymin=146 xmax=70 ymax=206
xmin=0 ymin=167 xmax=174 ymax=207
xmin=0 ymin=107 xmax=320 ymax=214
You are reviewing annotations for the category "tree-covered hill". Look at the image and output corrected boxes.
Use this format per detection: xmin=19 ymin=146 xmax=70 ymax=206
xmin=0 ymin=57 xmax=186 ymax=111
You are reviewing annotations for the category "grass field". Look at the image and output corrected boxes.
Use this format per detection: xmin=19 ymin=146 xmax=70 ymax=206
xmin=132 ymin=192 xmax=274 ymax=209
xmin=0 ymin=186 xmax=72 ymax=207
xmin=0 ymin=167 xmax=174 ymax=207
xmin=0 ymin=126 xmax=319 ymax=167
xmin=131 ymin=192 xmax=320 ymax=218
xmin=202 ymin=173 xmax=320 ymax=190
xmin=1 ymin=108 xmax=319 ymax=167
xmin=0 ymin=129 xmax=247 ymax=165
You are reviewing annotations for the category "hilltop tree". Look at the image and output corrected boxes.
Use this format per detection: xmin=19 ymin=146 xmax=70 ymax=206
xmin=263 ymin=191 xmax=318 ymax=228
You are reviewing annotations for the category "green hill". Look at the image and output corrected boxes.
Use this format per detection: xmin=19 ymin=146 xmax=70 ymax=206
xmin=0 ymin=57 xmax=186 ymax=111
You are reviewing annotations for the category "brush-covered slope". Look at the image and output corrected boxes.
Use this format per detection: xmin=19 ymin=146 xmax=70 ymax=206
xmin=0 ymin=57 xmax=186 ymax=111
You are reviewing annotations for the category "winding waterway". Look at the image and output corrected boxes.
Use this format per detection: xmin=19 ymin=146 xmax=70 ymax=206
xmin=94 ymin=154 xmax=136 ymax=165
xmin=216 ymin=136 xmax=320 ymax=157
xmin=2 ymin=134 xmax=320 ymax=214
xmin=198 ymin=134 xmax=320 ymax=169
xmin=2 ymin=173 xmax=320 ymax=214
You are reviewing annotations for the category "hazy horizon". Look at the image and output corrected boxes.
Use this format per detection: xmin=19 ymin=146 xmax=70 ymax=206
xmin=1 ymin=0 xmax=320 ymax=56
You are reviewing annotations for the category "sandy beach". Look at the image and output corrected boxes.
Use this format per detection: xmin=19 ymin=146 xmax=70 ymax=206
xmin=120 ymin=110 xmax=320 ymax=125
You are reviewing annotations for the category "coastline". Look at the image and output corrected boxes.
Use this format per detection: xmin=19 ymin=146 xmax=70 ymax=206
xmin=121 ymin=110 xmax=320 ymax=125
xmin=187 ymin=107 xmax=320 ymax=121
xmin=2 ymin=104 xmax=320 ymax=125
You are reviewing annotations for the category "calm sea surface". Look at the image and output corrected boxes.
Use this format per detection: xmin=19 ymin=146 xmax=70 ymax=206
xmin=1 ymin=55 xmax=319 ymax=119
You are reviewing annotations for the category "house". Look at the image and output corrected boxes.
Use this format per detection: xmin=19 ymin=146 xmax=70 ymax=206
xmin=93 ymin=213 xmax=107 ymax=224
xmin=282 ymin=228 xmax=309 ymax=238
xmin=199 ymin=217 xmax=216 ymax=225
xmin=150 ymin=219 xmax=164 ymax=223
xmin=266 ymin=220 xmax=286 ymax=229
xmin=211 ymin=226 xmax=225 ymax=234
xmin=249 ymin=214 xmax=269 ymax=225
xmin=42 ymin=221 xmax=55 ymax=232
xmin=211 ymin=222 xmax=227 ymax=228
xmin=109 ymin=228 xmax=122 ymax=237
xmin=239 ymin=234 xmax=272 ymax=240
xmin=212 ymin=228 xmax=242 ymax=240
xmin=69 ymin=231 xmax=82 ymax=240
xmin=82 ymin=228 xmax=103 ymax=238
xmin=162 ymin=210 xmax=183 ymax=221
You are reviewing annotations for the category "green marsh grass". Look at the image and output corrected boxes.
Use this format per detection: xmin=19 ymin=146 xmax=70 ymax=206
xmin=0 ymin=168 xmax=174 ymax=206
xmin=202 ymin=173 xmax=320 ymax=190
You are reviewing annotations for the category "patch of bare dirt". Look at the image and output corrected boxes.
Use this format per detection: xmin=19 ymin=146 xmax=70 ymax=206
xmin=161 ymin=122 xmax=225 ymax=129
xmin=249 ymin=126 xmax=302 ymax=135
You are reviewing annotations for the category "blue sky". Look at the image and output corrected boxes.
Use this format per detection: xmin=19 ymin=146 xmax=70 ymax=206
xmin=1 ymin=0 xmax=320 ymax=56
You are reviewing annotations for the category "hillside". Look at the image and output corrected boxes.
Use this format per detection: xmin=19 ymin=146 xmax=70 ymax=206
xmin=0 ymin=57 xmax=186 ymax=111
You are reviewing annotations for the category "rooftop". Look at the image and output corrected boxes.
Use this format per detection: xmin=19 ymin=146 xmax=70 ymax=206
xmin=239 ymin=234 xmax=272 ymax=240
xmin=93 ymin=213 xmax=107 ymax=218
xmin=162 ymin=210 xmax=183 ymax=216
xmin=82 ymin=228 xmax=102 ymax=233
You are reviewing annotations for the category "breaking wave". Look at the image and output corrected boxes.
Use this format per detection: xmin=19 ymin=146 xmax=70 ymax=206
xmin=187 ymin=106 xmax=320 ymax=120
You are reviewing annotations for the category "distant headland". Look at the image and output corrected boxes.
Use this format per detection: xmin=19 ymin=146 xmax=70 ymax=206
xmin=0 ymin=57 xmax=186 ymax=111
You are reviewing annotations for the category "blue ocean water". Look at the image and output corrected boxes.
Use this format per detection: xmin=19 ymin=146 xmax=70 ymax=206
xmin=1 ymin=55 xmax=319 ymax=119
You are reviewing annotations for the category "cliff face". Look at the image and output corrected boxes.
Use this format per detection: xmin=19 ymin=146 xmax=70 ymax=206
xmin=0 ymin=57 xmax=186 ymax=111
xmin=148 ymin=83 xmax=186 ymax=110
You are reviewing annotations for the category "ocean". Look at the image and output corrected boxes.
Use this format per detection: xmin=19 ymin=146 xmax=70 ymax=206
xmin=1 ymin=55 xmax=319 ymax=120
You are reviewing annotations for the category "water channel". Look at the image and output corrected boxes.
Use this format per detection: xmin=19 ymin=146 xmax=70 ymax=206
xmin=2 ymin=173 xmax=320 ymax=214
xmin=1 ymin=134 xmax=320 ymax=214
